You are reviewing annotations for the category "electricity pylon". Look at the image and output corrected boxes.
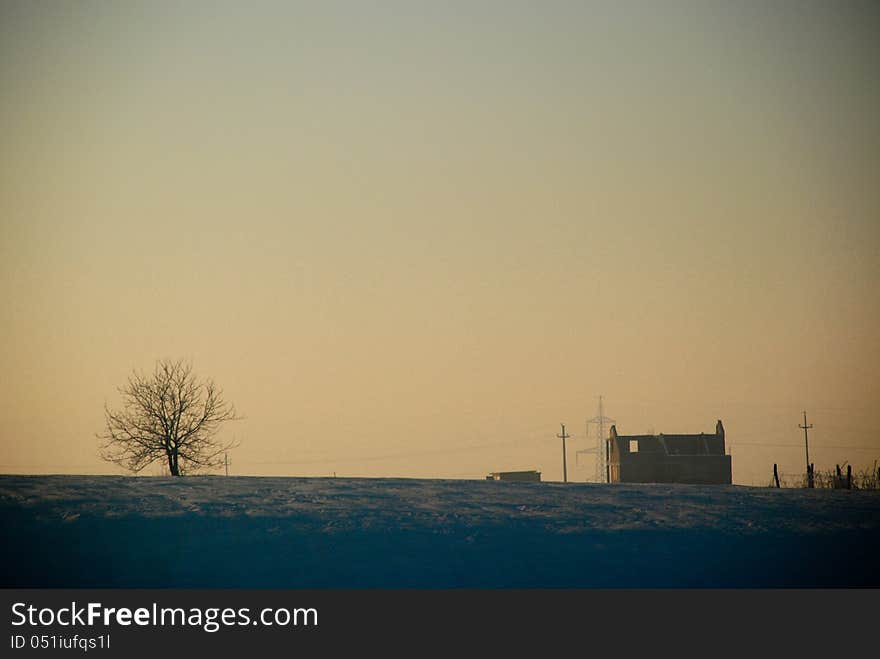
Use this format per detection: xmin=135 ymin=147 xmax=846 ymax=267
xmin=576 ymin=396 xmax=615 ymax=482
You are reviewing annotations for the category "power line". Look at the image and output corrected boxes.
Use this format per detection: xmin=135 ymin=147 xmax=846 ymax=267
xmin=234 ymin=437 xmax=541 ymax=467
xmin=0 ymin=433 xmax=551 ymax=473
xmin=729 ymin=443 xmax=878 ymax=450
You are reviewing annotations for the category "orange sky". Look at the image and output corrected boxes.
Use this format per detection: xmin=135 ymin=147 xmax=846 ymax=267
xmin=2 ymin=1 xmax=878 ymax=484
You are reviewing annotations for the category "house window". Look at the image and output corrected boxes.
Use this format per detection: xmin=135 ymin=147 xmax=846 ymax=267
xmin=629 ymin=440 xmax=639 ymax=453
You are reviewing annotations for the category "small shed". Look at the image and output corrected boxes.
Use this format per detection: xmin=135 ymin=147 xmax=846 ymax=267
xmin=486 ymin=470 xmax=542 ymax=482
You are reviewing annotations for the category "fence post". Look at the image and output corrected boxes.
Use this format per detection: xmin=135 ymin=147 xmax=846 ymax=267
xmin=773 ymin=463 xmax=780 ymax=488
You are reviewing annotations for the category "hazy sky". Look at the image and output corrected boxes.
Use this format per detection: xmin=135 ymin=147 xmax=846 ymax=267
xmin=2 ymin=1 xmax=878 ymax=484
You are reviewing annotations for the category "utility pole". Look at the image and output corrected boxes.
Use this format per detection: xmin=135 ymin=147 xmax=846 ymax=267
xmin=225 ymin=452 xmax=229 ymax=477
xmin=799 ymin=411 xmax=813 ymax=488
xmin=557 ymin=423 xmax=570 ymax=483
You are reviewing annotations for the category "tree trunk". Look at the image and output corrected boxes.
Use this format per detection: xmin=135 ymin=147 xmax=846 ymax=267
xmin=168 ymin=452 xmax=179 ymax=477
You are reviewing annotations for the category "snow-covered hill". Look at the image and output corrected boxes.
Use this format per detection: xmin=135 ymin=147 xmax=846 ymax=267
xmin=1 ymin=475 xmax=877 ymax=587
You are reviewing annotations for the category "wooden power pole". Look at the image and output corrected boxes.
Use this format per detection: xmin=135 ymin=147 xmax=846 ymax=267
xmin=557 ymin=423 xmax=570 ymax=483
xmin=799 ymin=411 xmax=813 ymax=488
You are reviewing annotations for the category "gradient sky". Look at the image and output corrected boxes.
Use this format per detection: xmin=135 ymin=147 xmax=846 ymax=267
xmin=2 ymin=1 xmax=878 ymax=484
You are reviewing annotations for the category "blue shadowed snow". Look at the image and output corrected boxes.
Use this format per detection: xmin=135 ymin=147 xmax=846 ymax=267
xmin=1 ymin=475 xmax=877 ymax=587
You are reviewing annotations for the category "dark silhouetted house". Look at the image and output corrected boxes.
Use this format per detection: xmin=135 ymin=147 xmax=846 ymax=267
xmin=607 ymin=420 xmax=731 ymax=484
xmin=486 ymin=470 xmax=541 ymax=482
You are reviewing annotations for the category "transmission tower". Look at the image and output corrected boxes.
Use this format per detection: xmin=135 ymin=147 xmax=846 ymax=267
xmin=576 ymin=396 xmax=616 ymax=482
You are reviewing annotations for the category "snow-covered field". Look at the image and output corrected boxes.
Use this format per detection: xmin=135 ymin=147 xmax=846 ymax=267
xmin=1 ymin=475 xmax=877 ymax=587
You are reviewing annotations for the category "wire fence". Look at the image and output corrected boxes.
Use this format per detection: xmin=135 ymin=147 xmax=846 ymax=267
xmin=769 ymin=462 xmax=879 ymax=490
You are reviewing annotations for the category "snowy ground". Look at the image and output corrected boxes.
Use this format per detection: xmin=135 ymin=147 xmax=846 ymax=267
xmin=1 ymin=475 xmax=877 ymax=587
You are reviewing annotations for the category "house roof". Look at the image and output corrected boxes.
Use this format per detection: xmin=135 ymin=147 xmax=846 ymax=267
xmin=610 ymin=420 xmax=724 ymax=441
xmin=608 ymin=421 xmax=726 ymax=456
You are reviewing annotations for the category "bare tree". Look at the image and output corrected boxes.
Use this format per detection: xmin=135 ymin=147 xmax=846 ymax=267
xmin=99 ymin=359 xmax=240 ymax=476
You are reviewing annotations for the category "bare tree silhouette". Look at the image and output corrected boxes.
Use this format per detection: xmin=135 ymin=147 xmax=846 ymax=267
xmin=98 ymin=359 xmax=240 ymax=476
